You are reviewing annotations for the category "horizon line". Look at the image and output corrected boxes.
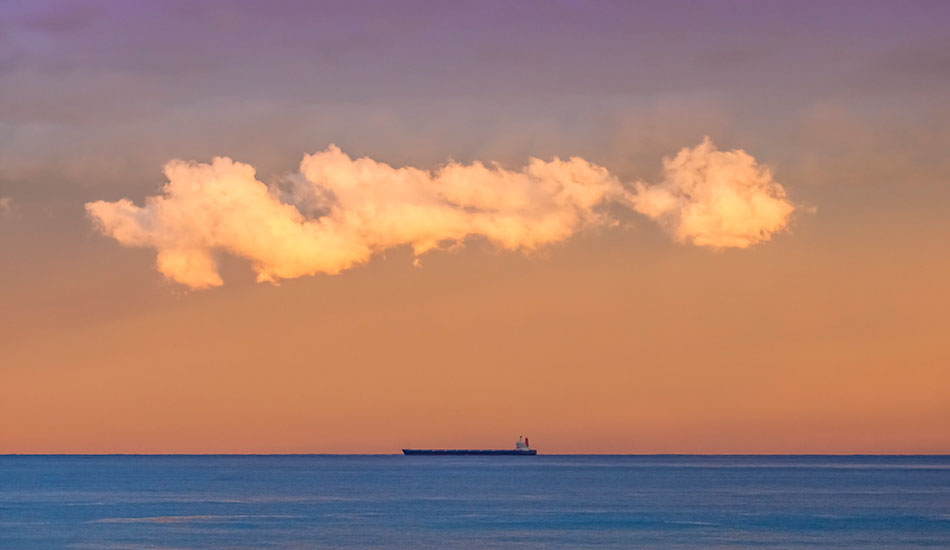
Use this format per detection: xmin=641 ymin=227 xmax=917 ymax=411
xmin=4 ymin=453 xmax=949 ymax=457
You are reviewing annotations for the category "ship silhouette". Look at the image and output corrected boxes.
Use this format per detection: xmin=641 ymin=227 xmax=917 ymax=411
xmin=403 ymin=435 xmax=537 ymax=456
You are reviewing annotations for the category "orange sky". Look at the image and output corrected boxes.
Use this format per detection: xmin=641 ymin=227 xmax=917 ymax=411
xmin=2 ymin=2 xmax=950 ymax=454
xmin=2 ymin=193 xmax=948 ymax=453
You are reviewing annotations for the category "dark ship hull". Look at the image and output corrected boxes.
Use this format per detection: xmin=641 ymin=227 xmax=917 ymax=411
xmin=402 ymin=449 xmax=537 ymax=456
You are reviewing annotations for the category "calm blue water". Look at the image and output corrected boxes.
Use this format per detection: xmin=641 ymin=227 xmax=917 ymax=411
xmin=2 ymin=455 xmax=949 ymax=549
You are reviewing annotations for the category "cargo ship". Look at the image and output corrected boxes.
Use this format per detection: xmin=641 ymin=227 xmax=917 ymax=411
xmin=403 ymin=436 xmax=537 ymax=456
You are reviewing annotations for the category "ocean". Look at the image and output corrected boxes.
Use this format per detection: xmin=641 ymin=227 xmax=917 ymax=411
xmin=1 ymin=455 xmax=948 ymax=549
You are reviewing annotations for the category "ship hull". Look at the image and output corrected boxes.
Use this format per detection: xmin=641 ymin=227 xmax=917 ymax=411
xmin=402 ymin=449 xmax=537 ymax=456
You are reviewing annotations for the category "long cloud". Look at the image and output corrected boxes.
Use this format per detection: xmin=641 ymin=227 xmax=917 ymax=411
xmin=86 ymin=139 xmax=797 ymax=288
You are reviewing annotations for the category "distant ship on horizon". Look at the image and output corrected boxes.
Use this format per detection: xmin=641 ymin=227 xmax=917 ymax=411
xmin=403 ymin=436 xmax=537 ymax=456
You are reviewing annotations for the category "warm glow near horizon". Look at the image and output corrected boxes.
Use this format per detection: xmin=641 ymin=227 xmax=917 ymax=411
xmin=1 ymin=1 xmax=949 ymax=455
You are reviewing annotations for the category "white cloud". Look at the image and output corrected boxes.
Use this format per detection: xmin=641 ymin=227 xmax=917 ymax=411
xmin=629 ymin=137 xmax=794 ymax=248
xmin=86 ymin=140 xmax=797 ymax=288
xmin=86 ymin=146 xmax=626 ymax=288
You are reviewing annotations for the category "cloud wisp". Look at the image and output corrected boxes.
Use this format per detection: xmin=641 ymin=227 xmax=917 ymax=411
xmin=0 ymin=197 xmax=13 ymax=216
xmin=86 ymin=139 xmax=797 ymax=288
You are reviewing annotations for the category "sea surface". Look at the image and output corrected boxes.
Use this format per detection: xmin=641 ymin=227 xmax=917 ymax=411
xmin=2 ymin=455 xmax=949 ymax=549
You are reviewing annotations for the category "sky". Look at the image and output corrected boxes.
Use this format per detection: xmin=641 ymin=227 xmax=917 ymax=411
xmin=1 ymin=0 xmax=949 ymax=454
